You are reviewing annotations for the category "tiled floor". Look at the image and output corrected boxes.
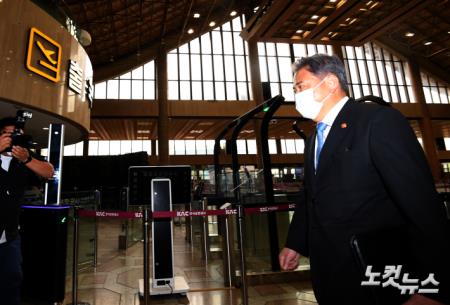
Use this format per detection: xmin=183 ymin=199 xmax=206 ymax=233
xmin=60 ymin=219 xmax=317 ymax=305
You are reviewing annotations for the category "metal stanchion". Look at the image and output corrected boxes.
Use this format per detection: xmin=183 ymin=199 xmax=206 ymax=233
xmin=201 ymin=198 xmax=210 ymax=262
xmin=236 ymin=204 xmax=249 ymax=305
xmin=68 ymin=206 xmax=90 ymax=305
xmin=142 ymin=208 xmax=150 ymax=305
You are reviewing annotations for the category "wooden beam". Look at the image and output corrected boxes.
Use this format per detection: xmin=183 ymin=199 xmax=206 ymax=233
xmin=261 ymin=0 xmax=304 ymax=39
xmin=240 ymin=0 xmax=289 ymax=42
xmin=304 ymin=0 xmax=364 ymax=40
xmin=354 ymin=0 xmax=427 ymax=44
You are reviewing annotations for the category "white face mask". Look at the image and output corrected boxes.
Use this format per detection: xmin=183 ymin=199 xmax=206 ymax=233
xmin=294 ymin=78 xmax=330 ymax=120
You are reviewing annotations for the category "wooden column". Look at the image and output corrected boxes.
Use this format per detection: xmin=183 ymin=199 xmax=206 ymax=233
xmin=157 ymin=46 xmax=169 ymax=165
xmin=408 ymin=59 xmax=441 ymax=180
xmin=247 ymin=39 xmax=264 ymax=169
xmin=332 ymin=44 xmax=344 ymax=61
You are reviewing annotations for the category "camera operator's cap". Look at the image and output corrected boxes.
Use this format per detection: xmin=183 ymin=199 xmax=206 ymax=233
xmin=26 ymin=27 xmax=62 ymax=83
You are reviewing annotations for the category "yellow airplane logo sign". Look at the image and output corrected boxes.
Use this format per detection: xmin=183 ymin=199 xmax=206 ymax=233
xmin=26 ymin=27 xmax=62 ymax=83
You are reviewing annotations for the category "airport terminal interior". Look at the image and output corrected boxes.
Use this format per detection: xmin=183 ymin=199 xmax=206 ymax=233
xmin=0 ymin=0 xmax=450 ymax=304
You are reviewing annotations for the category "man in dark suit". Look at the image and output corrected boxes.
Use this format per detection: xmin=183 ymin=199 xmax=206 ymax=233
xmin=279 ymin=54 xmax=450 ymax=305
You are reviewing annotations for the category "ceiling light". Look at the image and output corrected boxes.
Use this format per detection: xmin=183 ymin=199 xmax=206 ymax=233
xmin=43 ymin=127 xmax=49 ymax=130
xmin=193 ymin=13 xmax=200 ymax=18
xmin=187 ymin=28 xmax=194 ymax=34
xmin=405 ymin=32 xmax=415 ymax=37
xmin=190 ymin=130 xmax=204 ymax=134
xmin=185 ymin=136 xmax=195 ymax=139
xmin=448 ymin=31 xmax=450 ymax=34
xmin=230 ymin=11 xmax=237 ymax=16
xmin=296 ymin=29 xmax=303 ymax=33
xmin=329 ymin=0 xmax=337 ymax=2
xmin=209 ymin=21 xmax=216 ymax=27
xmin=89 ymin=130 xmax=95 ymax=133
xmin=424 ymin=41 xmax=432 ymax=46
xmin=137 ymin=130 xmax=150 ymax=134
xmin=137 ymin=136 xmax=148 ymax=140
xmin=253 ymin=6 xmax=259 ymax=12
xmin=311 ymin=15 xmax=319 ymax=20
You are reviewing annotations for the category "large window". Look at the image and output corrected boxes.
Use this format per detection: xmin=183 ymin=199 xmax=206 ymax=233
xmin=168 ymin=16 xmax=251 ymax=101
xmin=88 ymin=140 xmax=151 ymax=156
xmin=421 ymin=72 xmax=450 ymax=104
xmin=94 ymin=61 xmax=156 ymax=100
xmin=342 ymin=43 xmax=413 ymax=103
xmin=258 ymin=42 xmax=333 ymax=102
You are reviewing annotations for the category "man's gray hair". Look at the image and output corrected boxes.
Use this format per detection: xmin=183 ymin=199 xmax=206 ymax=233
xmin=292 ymin=54 xmax=349 ymax=93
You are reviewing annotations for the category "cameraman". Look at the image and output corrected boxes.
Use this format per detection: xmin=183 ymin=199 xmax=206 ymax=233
xmin=0 ymin=117 xmax=54 ymax=305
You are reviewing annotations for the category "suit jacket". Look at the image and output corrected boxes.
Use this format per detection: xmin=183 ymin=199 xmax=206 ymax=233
xmin=285 ymin=99 xmax=450 ymax=305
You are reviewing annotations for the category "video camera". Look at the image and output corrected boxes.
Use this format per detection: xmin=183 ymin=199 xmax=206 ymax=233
xmin=5 ymin=110 xmax=34 ymax=151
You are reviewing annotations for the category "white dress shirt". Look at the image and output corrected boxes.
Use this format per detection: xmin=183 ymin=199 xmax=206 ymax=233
xmin=314 ymin=96 xmax=349 ymax=169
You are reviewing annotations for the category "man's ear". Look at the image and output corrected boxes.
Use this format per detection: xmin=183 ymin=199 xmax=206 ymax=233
xmin=325 ymin=74 xmax=340 ymax=92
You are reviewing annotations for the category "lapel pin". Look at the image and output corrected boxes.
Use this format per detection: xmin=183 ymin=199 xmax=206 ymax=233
xmin=341 ymin=123 xmax=348 ymax=129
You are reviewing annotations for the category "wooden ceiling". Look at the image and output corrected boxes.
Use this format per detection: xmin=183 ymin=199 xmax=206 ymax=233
xmin=243 ymin=0 xmax=450 ymax=84
xmin=52 ymin=0 xmax=262 ymax=82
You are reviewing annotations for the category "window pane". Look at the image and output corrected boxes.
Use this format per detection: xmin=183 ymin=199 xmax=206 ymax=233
xmin=94 ymin=82 xmax=106 ymax=99
xmin=285 ymin=139 xmax=296 ymax=153
xmin=201 ymin=33 xmax=211 ymax=54
xmin=191 ymin=54 xmax=201 ymax=81
xmin=259 ymin=56 xmax=268 ymax=82
xmin=223 ymin=32 xmax=233 ymax=54
xmin=206 ymin=140 xmax=215 ymax=154
xmin=267 ymin=57 xmax=279 ymax=82
xmin=119 ymin=79 xmax=131 ymax=99
xmin=247 ymin=139 xmax=257 ymax=154
xmin=107 ymin=80 xmax=119 ymax=99
xmin=132 ymin=141 xmax=143 ymax=152
xmin=131 ymin=80 xmax=143 ymax=99
xmin=175 ymin=140 xmax=185 ymax=155
xmin=143 ymin=61 xmax=154 ymax=79
xmin=276 ymin=43 xmax=290 ymax=56
xmin=110 ymin=141 xmax=121 ymax=155
xmin=121 ymin=140 xmax=132 ymax=154
xmin=226 ymin=82 xmax=237 ymax=100
xmin=257 ymin=43 xmax=266 ymax=56
xmin=222 ymin=21 xmax=231 ymax=31
xmin=64 ymin=144 xmax=75 ymax=156
xmin=98 ymin=141 xmax=109 ymax=155
xmin=235 ymin=56 xmax=246 ymax=81
xmin=168 ymin=81 xmax=179 ymax=100
xmin=212 ymin=31 xmax=223 ymax=54
xmin=237 ymin=139 xmax=246 ymax=154
xmin=185 ymin=140 xmax=196 ymax=155
xmin=202 ymin=55 xmax=213 ymax=81
xmin=215 ymin=82 xmax=225 ymax=100
xmin=237 ymin=82 xmax=248 ymax=100
xmin=233 ymin=32 xmax=244 ymax=55
xmin=120 ymin=72 xmax=131 ymax=79
xmin=75 ymin=141 xmax=84 ymax=156
xmin=192 ymin=82 xmax=202 ymax=100
xmin=143 ymin=80 xmax=155 ymax=99
xmin=295 ymin=139 xmax=305 ymax=154
xmin=278 ymin=57 xmax=293 ymax=82
xmin=88 ymin=141 xmax=98 ymax=155
xmin=224 ymin=56 xmax=235 ymax=81
xmin=190 ymin=38 xmax=200 ymax=53
xmin=266 ymin=43 xmax=276 ymax=56
xmin=196 ymin=140 xmax=206 ymax=155
xmin=179 ymin=54 xmax=190 ymax=80
xmin=204 ymin=81 xmax=214 ymax=100
xmin=293 ymin=44 xmax=307 ymax=58
xmin=180 ymin=81 xmax=191 ymax=100
xmin=281 ymin=83 xmax=294 ymax=101
xmin=268 ymin=139 xmax=277 ymax=154
xmin=213 ymin=55 xmax=224 ymax=81
xmin=131 ymin=66 xmax=143 ymax=79
xmin=169 ymin=140 xmax=175 ymax=155
xmin=143 ymin=140 xmax=151 ymax=155
xmin=270 ymin=83 xmax=279 ymax=97
xmin=232 ymin=17 xmax=242 ymax=31
xmin=167 ymin=53 xmax=178 ymax=80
